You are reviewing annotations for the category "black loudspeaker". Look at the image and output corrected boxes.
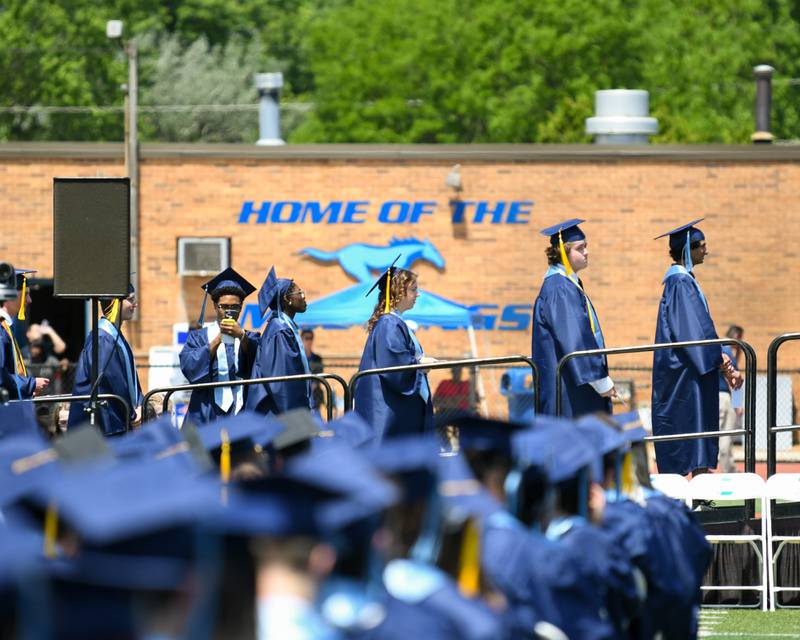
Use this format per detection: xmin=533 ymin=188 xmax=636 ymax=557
xmin=53 ymin=177 xmax=131 ymax=298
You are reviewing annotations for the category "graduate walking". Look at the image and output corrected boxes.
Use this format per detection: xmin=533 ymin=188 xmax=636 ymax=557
xmin=68 ymin=282 xmax=142 ymax=436
xmin=245 ymin=267 xmax=313 ymax=416
xmin=532 ymin=219 xmax=616 ymax=418
xmin=652 ymin=219 xmax=742 ymax=476
xmin=354 ymin=261 xmax=434 ymax=441
xmin=179 ymin=268 xmax=259 ymax=426
xmin=0 ymin=268 xmax=48 ymax=401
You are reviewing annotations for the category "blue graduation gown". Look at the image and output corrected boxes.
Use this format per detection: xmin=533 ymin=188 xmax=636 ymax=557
xmin=179 ymin=327 xmax=259 ymax=425
xmin=652 ymin=267 xmax=722 ymax=474
xmin=350 ymin=560 xmax=501 ymax=640
xmin=532 ymin=267 xmax=611 ymax=417
xmin=353 ymin=314 xmax=433 ymax=442
xmin=0 ymin=317 xmax=36 ymax=400
xmin=546 ymin=516 xmax=641 ymax=640
xmin=245 ymin=312 xmax=312 ymax=416
xmin=67 ymin=325 xmax=143 ymax=436
xmin=641 ymin=490 xmax=711 ymax=639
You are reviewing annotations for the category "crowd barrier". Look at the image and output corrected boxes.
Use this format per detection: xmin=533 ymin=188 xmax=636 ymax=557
xmin=142 ymin=373 xmax=336 ymax=422
xmin=766 ymin=333 xmax=800 ymax=477
xmin=9 ymin=393 xmax=132 ymax=431
xmin=347 ymin=355 xmax=539 ymax=413
xmin=556 ymin=338 xmax=758 ymax=473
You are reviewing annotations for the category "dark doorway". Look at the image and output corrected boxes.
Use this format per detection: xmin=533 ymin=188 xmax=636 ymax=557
xmin=25 ymin=279 xmax=86 ymax=362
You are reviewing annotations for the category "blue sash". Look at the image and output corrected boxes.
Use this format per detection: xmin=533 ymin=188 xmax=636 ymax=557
xmin=663 ymin=264 xmax=709 ymax=312
xmin=98 ymin=318 xmax=139 ymax=409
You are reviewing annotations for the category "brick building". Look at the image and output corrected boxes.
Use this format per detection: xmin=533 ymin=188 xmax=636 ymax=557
xmin=1 ymin=142 xmax=799 ymax=414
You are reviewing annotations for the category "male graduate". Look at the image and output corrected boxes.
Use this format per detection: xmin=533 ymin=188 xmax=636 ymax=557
xmin=652 ymin=219 xmax=742 ymax=476
xmin=68 ymin=282 xmax=143 ymax=436
xmin=179 ymin=268 xmax=259 ymax=426
xmin=0 ymin=269 xmax=48 ymax=400
xmin=245 ymin=267 xmax=313 ymax=416
xmin=532 ymin=219 xmax=616 ymax=417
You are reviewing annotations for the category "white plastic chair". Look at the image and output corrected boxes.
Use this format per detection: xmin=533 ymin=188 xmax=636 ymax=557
xmin=689 ymin=472 xmax=768 ymax=611
xmin=765 ymin=473 xmax=800 ymax=610
xmin=650 ymin=473 xmax=692 ymax=507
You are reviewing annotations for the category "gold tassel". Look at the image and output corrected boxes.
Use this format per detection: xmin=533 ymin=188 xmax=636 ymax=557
xmin=17 ymin=276 xmax=26 ymax=320
xmin=560 ymin=230 xmax=597 ymax=334
xmin=457 ymin=518 xmax=481 ymax=597
xmin=44 ymin=501 xmax=58 ymax=558
xmin=220 ymin=428 xmax=231 ymax=484
xmin=621 ymin=452 xmax=634 ymax=495
xmin=106 ymin=299 xmax=120 ymax=324
xmin=383 ymin=270 xmax=391 ymax=314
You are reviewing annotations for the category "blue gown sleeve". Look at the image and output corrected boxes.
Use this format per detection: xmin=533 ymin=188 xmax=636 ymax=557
xmin=541 ymin=285 xmax=607 ymax=385
xmin=664 ymin=278 xmax=722 ymax=376
xmin=265 ymin=327 xmax=309 ymax=413
xmin=0 ymin=331 xmax=36 ymax=399
xmin=237 ymin=330 xmax=260 ymax=378
xmin=179 ymin=329 xmax=217 ymax=384
xmin=372 ymin=317 xmax=421 ymax=396
xmin=101 ymin=333 xmax=139 ymax=419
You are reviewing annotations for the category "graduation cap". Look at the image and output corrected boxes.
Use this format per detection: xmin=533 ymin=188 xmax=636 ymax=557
xmin=364 ymin=255 xmax=410 ymax=315
xmin=611 ymin=410 xmax=648 ymax=444
xmin=573 ymin=415 xmax=628 ymax=483
xmin=257 ymin=266 xmax=293 ymax=318
xmin=539 ymin=218 xmax=586 ymax=279
xmin=272 ymin=408 xmax=322 ymax=452
xmin=512 ymin=417 xmax=596 ymax=484
xmin=13 ymin=268 xmax=36 ymax=320
xmin=654 ymin=218 xmax=705 ymax=271
xmin=107 ymin=415 xmax=208 ymax=471
xmin=312 ymin=411 xmax=377 ymax=450
xmin=0 ymin=400 xmax=42 ymax=440
xmin=197 ymin=267 xmax=256 ymax=325
xmin=438 ymin=412 xmax=529 ymax=455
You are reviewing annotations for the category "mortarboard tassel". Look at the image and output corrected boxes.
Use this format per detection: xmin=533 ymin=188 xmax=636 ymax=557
xmin=220 ymin=428 xmax=231 ymax=484
xmin=198 ymin=288 xmax=209 ymax=325
xmin=17 ymin=276 xmax=26 ymax=321
xmin=383 ymin=269 xmax=391 ymax=314
xmin=43 ymin=501 xmax=58 ymax=558
xmin=683 ymin=229 xmax=694 ymax=273
xmin=560 ymin=230 xmax=597 ymax=335
xmin=106 ymin=298 xmax=121 ymax=325
xmin=621 ymin=451 xmax=634 ymax=496
xmin=457 ymin=518 xmax=481 ymax=597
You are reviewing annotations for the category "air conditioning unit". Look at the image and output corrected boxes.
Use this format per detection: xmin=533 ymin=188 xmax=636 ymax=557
xmin=177 ymin=237 xmax=230 ymax=276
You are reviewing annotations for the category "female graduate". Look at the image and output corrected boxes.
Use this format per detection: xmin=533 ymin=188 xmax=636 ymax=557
xmin=179 ymin=268 xmax=259 ymax=426
xmin=68 ymin=283 xmax=142 ymax=436
xmin=651 ymin=219 xmax=742 ymax=476
xmin=354 ymin=261 xmax=434 ymax=441
xmin=531 ymin=218 xmax=616 ymax=417
xmin=245 ymin=266 xmax=313 ymax=416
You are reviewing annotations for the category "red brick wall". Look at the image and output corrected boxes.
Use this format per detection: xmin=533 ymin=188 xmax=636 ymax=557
xmin=2 ymin=145 xmax=799 ymax=411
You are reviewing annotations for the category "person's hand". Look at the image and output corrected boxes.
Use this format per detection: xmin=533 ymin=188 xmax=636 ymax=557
xmin=33 ymin=377 xmax=50 ymax=395
xmin=418 ymin=356 xmax=438 ymax=365
xmin=26 ymin=324 xmax=42 ymax=342
xmin=209 ymin=332 xmax=222 ymax=351
xmin=600 ymin=386 xmax=617 ymax=399
xmin=132 ymin=406 xmax=142 ymax=427
xmin=735 ymin=407 xmax=744 ymax=418
xmin=220 ymin=319 xmax=245 ymax=340
xmin=726 ymin=368 xmax=744 ymax=391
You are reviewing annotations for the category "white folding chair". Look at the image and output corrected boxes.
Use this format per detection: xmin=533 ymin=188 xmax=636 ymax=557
xmin=689 ymin=472 xmax=768 ymax=611
xmin=650 ymin=473 xmax=692 ymax=507
xmin=765 ymin=473 xmax=800 ymax=610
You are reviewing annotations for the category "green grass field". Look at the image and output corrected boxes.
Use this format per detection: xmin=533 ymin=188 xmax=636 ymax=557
xmin=699 ymin=609 xmax=800 ymax=638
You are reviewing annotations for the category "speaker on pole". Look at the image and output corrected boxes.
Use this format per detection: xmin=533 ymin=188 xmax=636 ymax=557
xmin=53 ymin=177 xmax=131 ymax=298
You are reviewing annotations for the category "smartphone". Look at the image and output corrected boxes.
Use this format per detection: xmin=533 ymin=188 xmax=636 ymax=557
xmin=223 ymin=309 xmax=238 ymax=321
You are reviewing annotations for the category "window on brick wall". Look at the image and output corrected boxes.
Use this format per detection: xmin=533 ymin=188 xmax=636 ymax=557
xmin=177 ymin=237 xmax=230 ymax=276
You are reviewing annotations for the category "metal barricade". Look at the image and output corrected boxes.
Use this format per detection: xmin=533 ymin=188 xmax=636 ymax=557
xmin=556 ymin=338 xmax=757 ymax=473
xmin=9 ymin=393 xmax=132 ymax=431
xmin=142 ymin=373 xmax=335 ymax=422
xmin=767 ymin=333 xmax=800 ymax=477
xmin=348 ymin=355 xmax=539 ymax=414
xmin=318 ymin=372 xmax=350 ymax=412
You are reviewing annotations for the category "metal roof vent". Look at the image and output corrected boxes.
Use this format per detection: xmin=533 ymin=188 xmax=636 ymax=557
xmin=585 ymin=89 xmax=658 ymax=144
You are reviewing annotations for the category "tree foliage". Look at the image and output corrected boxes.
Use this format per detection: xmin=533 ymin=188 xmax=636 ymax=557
xmin=0 ymin=0 xmax=799 ymax=143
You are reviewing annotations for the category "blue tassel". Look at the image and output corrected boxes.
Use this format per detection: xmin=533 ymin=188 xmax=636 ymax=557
xmin=683 ymin=229 xmax=694 ymax=273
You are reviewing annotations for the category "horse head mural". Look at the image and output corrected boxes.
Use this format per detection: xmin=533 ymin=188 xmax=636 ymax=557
xmin=299 ymin=237 xmax=446 ymax=282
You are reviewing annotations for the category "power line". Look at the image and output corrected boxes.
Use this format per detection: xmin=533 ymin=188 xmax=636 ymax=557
xmin=0 ymin=102 xmax=314 ymax=115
